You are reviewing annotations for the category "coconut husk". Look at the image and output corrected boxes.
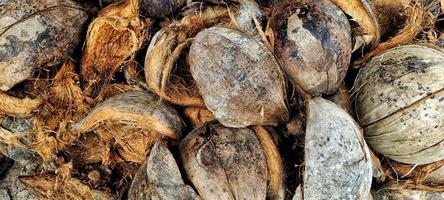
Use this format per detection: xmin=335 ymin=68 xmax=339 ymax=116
xmin=189 ymin=26 xmax=289 ymax=127
xmin=180 ymin=122 xmax=269 ymax=199
xmin=355 ymin=0 xmax=439 ymax=65
xmin=81 ymin=0 xmax=147 ymax=96
xmin=386 ymin=160 xmax=444 ymax=185
xmin=144 ymin=5 xmax=232 ymax=107
xmin=0 ymin=0 xmax=88 ymax=91
xmin=0 ymin=91 xmax=41 ymax=117
xmin=66 ymin=132 xmax=111 ymax=166
xmin=326 ymin=85 xmax=353 ymax=115
xmin=182 ymin=107 xmax=216 ymax=128
xmin=127 ymin=139 xmax=199 ymax=200
xmin=72 ymin=91 xmax=184 ymax=163
xmin=372 ymin=185 xmax=444 ymax=200
xmin=329 ymin=0 xmax=380 ymax=50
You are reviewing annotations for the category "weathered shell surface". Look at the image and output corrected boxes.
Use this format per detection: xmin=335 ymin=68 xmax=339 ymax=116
xmin=303 ymin=98 xmax=372 ymax=199
xmin=353 ymin=45 xmax=444 ymax=164
xmin=0 ymin=0 xmax=88 ymax=91
xmin=0 ymin=164 xmax=38 ymax=200
xmin=180 ymin=123 xmax=268 ymax=200
xmin=189 ymin=26 xmax=289 ymax=128
xmin=128 ymin=140 xmax=199 ymax=200
xmin=269 ymin=0 xmax=352 ymax=96
xmin=141 ymin=0 xmax=186 ymax=18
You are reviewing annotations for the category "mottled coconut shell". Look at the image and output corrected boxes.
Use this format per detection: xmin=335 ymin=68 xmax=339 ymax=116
xmin=352 ymin=45 xmax=444 ymax=165
xmin=81 ymin=0 xmax=146 ymax=96
xmin=269 ymin=0 xmax=352 ymax=96
xmin=141 ymin=0 xmax=187 ymax=18
xmin=0 ymin=0 xmax=87 ymax=91
xmin=72 ymin=91 xmax=183 ymax=163
xmin=180 ymin=123 xmax=283 ymax=200
xmin=128 ymin=140 xmax=199 ymax=200
xmin=0 ymin=164 xmax=38 ymax=200
xmin=189 ymin=26 xmax=289 ymax=127
xmin=303 ymin=98 xmax=372 ymax=199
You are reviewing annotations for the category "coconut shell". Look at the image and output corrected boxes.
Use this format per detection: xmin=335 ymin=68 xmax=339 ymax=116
xmin=352 ymin=45 xmax=444 ymax=165
xmin=302 ymin=98 xmax=372 ymax=199
xmin=0 ymin=164 xmax=38 ymax=200
xmin=269 ymin=0 xmax=352 ymax=96
xmin=128 ymin=140 xmax=199 ymax=200
xmin=81 ymin=0 xmax=146 ymax=96
xmin=0 ymin=0 xmax=88 ymax=91
xmin=179 ymin=123 xmax=269 ymax=200
xmin=141 ymin=0 xmax=187 ymax=18
xmin=189 ymin=26 xmax=289 ymax=127
xmin=372 ymin=186 xmax=444 ymax=200
xmin=326 ymin=85 xmax=353 ymax=115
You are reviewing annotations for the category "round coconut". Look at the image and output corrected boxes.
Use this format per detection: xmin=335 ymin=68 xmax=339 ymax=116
xmin=269 ymin=0 xmax=352 ymax=96
xmin=0 ymin=0 xmax=88 ymax=91
xmin=352 ymin=45 xmax=444 ymax=165
xmin=302 ymin=98 xmax=373 ymax=199
xmin=128 ymin=140 xmax=199 ymax=200
xmin=189 ymin=26 xmax=289 ymax=128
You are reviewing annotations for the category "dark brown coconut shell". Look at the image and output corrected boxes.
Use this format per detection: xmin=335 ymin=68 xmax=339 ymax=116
xmin=189 ymin=26 xmax=289 ymax=127
xmin=269 ymin=0 xmax=352 ymax=96
xmin=0 ymin=0 xmax=88 ymax=91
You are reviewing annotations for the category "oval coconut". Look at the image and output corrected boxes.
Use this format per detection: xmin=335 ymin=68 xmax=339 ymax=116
xmin=0 ymin=0 xmax=88 ymax=91
xmin=352 ymin=45 xmax=444 ymax=165
xmin=189 ymin=26 xmax=289 ymax=128
xmin=269 ymin=0 xmax=352 ymax=96
xmin=302 ymin=98 xmax=373 ymax=199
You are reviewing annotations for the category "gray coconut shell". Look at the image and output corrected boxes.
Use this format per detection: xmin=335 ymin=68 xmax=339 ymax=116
xmin=303 ymin=98 xmax=372 ymax=200
xmin=128 ymin=140 xmax=199 ymax=200
xmin=189 ymin=26 xmax=289 ymax=128
xmin=269 ymin=0 xmax=352 ymax=96
xmin=179 ymin=123 xmax=268 ymax=200
xmin=0 ymin=0 xmax=88 ymax=91
xmin=353 ymin=45 xmax=444 ymax=165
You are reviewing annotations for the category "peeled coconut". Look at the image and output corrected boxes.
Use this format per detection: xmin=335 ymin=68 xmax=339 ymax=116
xmin=180 ymin=122 xmax=284 ymax=200
xmin=0 ymin=0 xmax=88 ymax=91
xmin=269 ymin=0 xmax=352 ymax=96
xmin=72 ymin=91 xmax=183 ymax=163
xmin=189 ymin=26 xmax=289 ymax=127
xmin=352 ymin=44 xmax=444 ymax=165
xmin=299 ymin=98 xmax=373 ymax=199
xmin=127 ymin=140 xmax=199 ymax=200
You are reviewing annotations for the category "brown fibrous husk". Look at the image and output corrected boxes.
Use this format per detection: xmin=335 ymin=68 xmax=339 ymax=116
xmin=182 ymin=107 xmax=216 ymax=128
xmin=0 ymin=91 xmax=41 ymax=117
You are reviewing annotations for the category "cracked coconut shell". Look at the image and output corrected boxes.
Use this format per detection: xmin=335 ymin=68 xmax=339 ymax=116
xmin=189 ymin=26 xmax=289 ymax=128
xmin=180 ymin=122 xmax=284 ymax=200
xmin=352 ymin=45 xmax=444 ymax=165
xmin=72 ymin=91 xmax=183 ymax=163
xmin=269 ymin=0 xmax=352 ymax=96
xmin=300 ymin=98 xmax=373 ymax=199
xmin=128 ymin=140 xmax=199 ymax=200
xmin=81 ymin=0 xmax=145 ymax=96
xmin=0 ymin=0 xmax=88 ymax=91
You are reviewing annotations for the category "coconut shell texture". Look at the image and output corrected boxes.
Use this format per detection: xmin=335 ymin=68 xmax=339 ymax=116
xmin=128 ymin=140 xmax=199 ymax=200
xmin=0 ymin=0 xmax=88 ymax=91
xmin=269 ymin=0 xmax=352 ymax=96
xmin=352 ymin=45 xmax=444 ymax=165
xmin=303 ymin=98 xmax=372 ymax=199
xmin=141 ymin=0 xmax=187 ymax=18
xmin=180 ymin=123 xmax=269 ymax=200
xmin=189 ymin=26 xmax=289 ymax=128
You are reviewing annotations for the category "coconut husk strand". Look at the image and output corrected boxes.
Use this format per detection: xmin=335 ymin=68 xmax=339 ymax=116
xmin=0 ymin=0 xmax=88 ymax=91
xmin=144 ymin=5 xmax=233 ymax=107
xmin=127 ymin=140 xmax=200 ymax=200
xmin=72 ymin=91 xmax=183 ymax=163
xmin=301 ymin=98 xmax=373 ymax=199
xmin=352 ymin=45 xmax=444 ymax=165
xmin=81 ymin=0 xmax=146 ymax=96
xmin=354 ymin=0 xmax=439 ymax=65
xmin=180 ymin=122 xmax=284 ymax=200
xmin=269 ymin=0 xmax=352 ymax=96
xmin=189 ymin=26 xmax=289 ymax=127
xmin=328 ymin=0 xmax=380 ymax=50
xmin=0 ymin=92 xmax=41 ymax=117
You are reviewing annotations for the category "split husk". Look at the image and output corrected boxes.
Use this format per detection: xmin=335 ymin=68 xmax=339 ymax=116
xmin=0 ymin=92 xmax=41 ymax=117
xmin=189 ymin=26 xmax=289 ymax=127
xmin=183 ymin=107 xmax=216 ymax=128
xmin=352 ymin=44 xmax=444 ymax=165
xmin=269 ymin=0 xmax=352 ymax=96
xmin=0 ymin=0 xmax=88 ymax=91
xmin=81 ymin=0 xmax=146 ymax=96
xmin=72 ymin=91 xmax=183 ymax=163
xmin=301 ymin=98 xmax=372 ymax=199
xmin=127 ymin=139 xmax=199 ymax=200
xmin=180 ymin=122 xmax=284 ymax=199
